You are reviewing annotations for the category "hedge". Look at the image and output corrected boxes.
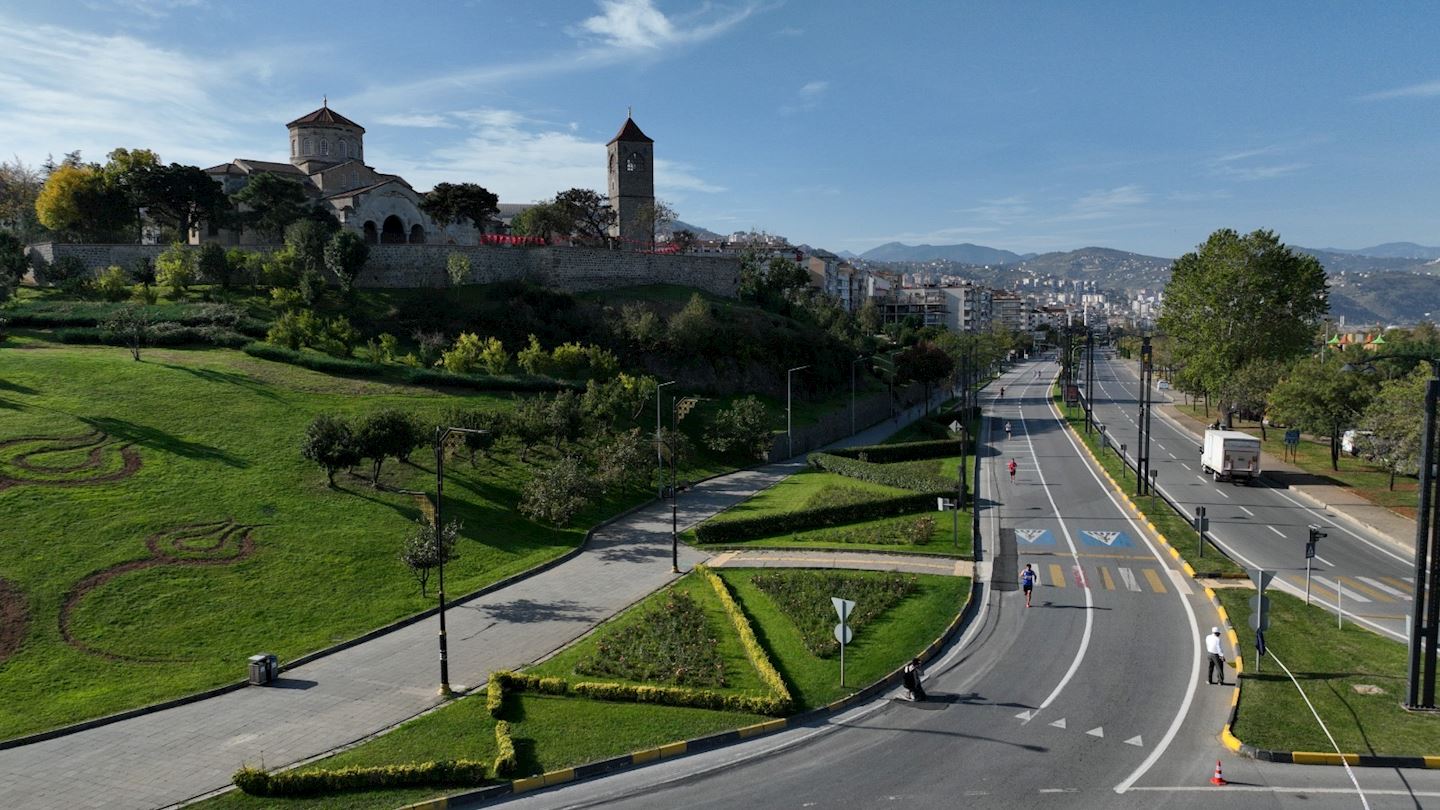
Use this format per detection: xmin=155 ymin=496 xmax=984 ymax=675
xmin=493 ymin=721 xmax=518 ymax=778
xmin=242 ymin=342 xmax=385 ymax=376
xmin=808 ymin=452 xmax=953 ymax=492
xmin=400 ymin=367 xmax=575 ymax=393
xmin=55 ymin=325 xmax=250 ymax=349
xmin=487 ymin=678 xmax=505 ymax=718
xmin=693 ymin=490 xmax=944 ymax=544
xmin=2 ymin=300 xmax=267 ymax=335
xmin=489 ymin=669 xmax=790 ymax=717
xmin=698 ymin=565 xmax=793 ymax=711
xmin=242 ymin=342 xmax=577 ymax=393
xmin=826 ymin=438 xmax=962 ymax=463
xmin=232 ymin=759 xmax=488 ymax=797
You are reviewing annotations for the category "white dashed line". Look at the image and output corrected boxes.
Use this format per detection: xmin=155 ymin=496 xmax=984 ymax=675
xmin=1239 ymin=506 xmax=1255 ymax=516
xmin=1267 ymin=526 xmax=1285 ymax=538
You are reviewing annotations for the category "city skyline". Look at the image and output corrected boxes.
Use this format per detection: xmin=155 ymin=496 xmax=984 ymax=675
xmin=2 ymin=0 xmax=1438 ymax=257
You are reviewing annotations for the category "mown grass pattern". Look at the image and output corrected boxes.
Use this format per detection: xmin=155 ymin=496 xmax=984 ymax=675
xmin=750 ymin=570 xmax=918 ymax=658
xmin=576 ymin=591 xmax=726 ymax=687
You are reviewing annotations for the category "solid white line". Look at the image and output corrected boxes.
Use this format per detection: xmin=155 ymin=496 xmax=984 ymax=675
xmin=1267 ymin=526 xmax=1286 ymax=538
xmin=1127 ymin=786 xmax=1440 ymax=797
xmin=1269 ymin=649 xmax=1371 ymax=809
xmin=1239 ymin=506 xmax=1255 ymax=516
xmin=1166 ymin=569 xmax=1193 ymax=595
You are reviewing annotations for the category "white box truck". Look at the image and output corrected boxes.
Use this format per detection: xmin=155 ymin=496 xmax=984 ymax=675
xmin=1201 ymin=429 xmax=1262 ymax=483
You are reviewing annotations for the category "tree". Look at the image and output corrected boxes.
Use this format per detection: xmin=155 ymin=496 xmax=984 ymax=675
xmin=324 ymin=229 xmax=369 ymax=292
xmin=667 ymin=293 xmax=717 ymax=354
xmin=1267 ymin=355 xmax=1377 ymax=471
xmin=510 ymin=397 xmax=550 ymax=462
xmin=518 ymin=456 xmax=593 ymax=526
xmin=101 ymin=148 xmax=162 ymax=241
xmin=442 ymin=332 xmax=486 ymax=374
xmin=420 ymin=182 xmax=499 ymax=233
xmin=300 ymin=413 xmax=360 ymax=486
xmin=591 ymin=428 xmax=650 ymax=493
xmin=669 ymin=228 xmax=698 ymax=254
xmin=446 ymin=252 xmax=470 ymax=287
xmin=632 ymin=199 xmax=675 ymax=251
xmin=705 ymin=395 xmax=774 ymax=459
xmin=581 ymin=372 xmax=653 ymax=429
xmin=138 ymin=163 xmax=230 ymax=241
xmin=355 ymin=409 xmax=421 ymax=485
xmin=285 ymin=219 xmax=336 ymax=304
xmin=509 ymin=201 xmax=570 ymax=241
xmin=1356 ymin=363 xmax=1429 ymax=490
xmin=399 ymin=518 xmax=460 ymax=597
xmin=554 ymin=188 xmax=615 ymax=246
xmin=479 ymin=336 xmax=510 ymax=376
xmin=544 ymin=390 xmax=586 ymax=448
xmin=896 ymin=340 xmax=955 ymax=407
xmin=129 ymin=255 xmax=156 ymax=290
xmin=0 ymin=156 xmax=47 ymax=242
xmin=0 ymin=232 xmax=25 ymax=301
xmin=1159 ymin=229 xmax=1329 ymax=404
xmin=155 ymin=243 xmax=197 ymax=297
xmin=516 ymin=333 xmax=551 ymax=376
xmin=197 ymin=242 xmax=229 ymax=287
xmin=101 ymin=304 xmax=152 ymax=361
xmin=233 ymin=173 xmax=309 ymax=240
xmin=34 ymin=162 xmax=131 ymax=242
xmin=857 ymin=297 xmax=882 ymax=336
xmin=1218 ymin=358 xmax=1283 ymax=437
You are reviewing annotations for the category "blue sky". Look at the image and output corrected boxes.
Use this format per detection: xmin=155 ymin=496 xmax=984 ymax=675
xmin=1 ymin=0 xmax=1437 ymax=257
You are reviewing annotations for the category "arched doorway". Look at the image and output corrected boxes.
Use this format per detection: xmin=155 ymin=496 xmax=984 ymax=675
xmin=409 ymin=224 xmax=426 ymax=244
xmin=363 ymin=221 xmax=377 ymax=244
xmin=381 ymin=215 xmax=406 ymax=244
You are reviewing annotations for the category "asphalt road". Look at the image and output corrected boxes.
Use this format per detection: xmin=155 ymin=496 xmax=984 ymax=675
xmin=478 ymin=360 xmax=1412 ymax=809
xmin=1087 ymin=351 xmax=1417 ymax=642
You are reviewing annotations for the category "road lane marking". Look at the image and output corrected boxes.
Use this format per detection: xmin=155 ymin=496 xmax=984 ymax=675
xmin=1314 ymin=575 xmax=1372 ymax=603
xmin=1124 ymin=735 xmax=1143 ymax=747
xmin=1215 ymin=488 xmax=1229 ymax=498
xmin=1166 ymin=569 xmax=1193 ymax=595
xmin=1098 ymin=566 xmax=1116 ymax=590
xmin=1360 ymin=576 xmax=1411 ymax=600
xmin=1117 ymin=567 xmax=1140 ymax=592
xmin=1239 ymin=506 xmax=1255 ymax=516
xmin=1072 ymin=565 xmax=1088 ymax=588
xmin=1344 ymin=577 xmax=1394 ymax=603
xmin=1314 ymin=554 xmax=1333 ymax=566
xmin=1267 ymin=526 xmax=1286 ymax=538
xmin=1086 ymin=727 xmax=1104 ymax=738
xmin=1182 ymin=463 xmax=1193 ymax=471
xmin=1143 ymin=569 xmax=1167 ymax=593
xmin=1166 ymin=451 xmax=1177 ymax=459
xmin=1049 ymin=718 xmax=1067 ymax=729
xmin=1155 ymin=442 xmax=1165 ymax=451
xmin=1048 ymin=563 xmax=1066 ymax=588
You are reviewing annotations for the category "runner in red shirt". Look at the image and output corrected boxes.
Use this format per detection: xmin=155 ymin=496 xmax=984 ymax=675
xmin=1008 ymin=458 xmax=1017 ymax=483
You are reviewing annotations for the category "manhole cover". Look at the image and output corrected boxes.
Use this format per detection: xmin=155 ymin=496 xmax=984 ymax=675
xmin=1352 ymin=684 xmax=1384 ymax=696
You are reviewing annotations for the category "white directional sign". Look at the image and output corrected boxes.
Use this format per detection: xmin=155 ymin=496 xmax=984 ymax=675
xmin=1082 ymin=530 xmax=1123 ymax=546
xmin=832 ymin=596 xmax=856 ymax=688
xmin=1017 ymin=529 xmax=1048 ymax=544
xmin=832 ymin=597 xmax=856 ymax=622
xmin=949 ymin=420 xmax=962 ymax=433
xmin=833 ymin=624 xmax=853 ymax=644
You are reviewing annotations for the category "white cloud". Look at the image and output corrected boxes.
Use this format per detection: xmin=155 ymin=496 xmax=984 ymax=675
xmin=781 ymin=79 xmax=830 ymax=115
xmin=1359 ymin=78 xmax=1440 ymax=101
xmin=1214 ymin=162 xmax=1308 ymax=181
xmin=374 ymin=113 xmax=456 ymax=129
xmin=956 ymin=195 xmax=1031 ymax=224
xmin=577 ymin=0 xmax=677 ymax=49
xmin=799 ymin=80 xmax=829 ymax=96
xmin=85 ymin=0 xmax=205 ymax=19
xmin=1055 ymin=185 xmax=1148 ymax=221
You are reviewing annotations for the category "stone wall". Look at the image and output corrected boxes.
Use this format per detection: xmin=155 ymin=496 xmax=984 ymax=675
xmin=28 ymin=242 xmax=740 ymax=298
xmin=765 ymin=382 xmax=929 ymax=461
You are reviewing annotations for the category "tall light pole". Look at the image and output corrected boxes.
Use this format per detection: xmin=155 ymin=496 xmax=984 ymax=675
xmin=655 ymin=380 xmax=676 ymax=498
xmin=787 ymin=365 xmax=810 ymax=458
xmin=432 ymin=424 xmax=489 ymax=697
xmin=670 ymin=395 xmax=700 ymax=573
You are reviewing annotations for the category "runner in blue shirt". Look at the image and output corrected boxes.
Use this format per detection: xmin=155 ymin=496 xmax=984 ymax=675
xmin=1020 ymin=563 xmax=1038 ymax=608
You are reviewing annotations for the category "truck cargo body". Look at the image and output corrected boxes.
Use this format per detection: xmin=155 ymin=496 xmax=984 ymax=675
xmin=1200 ymin=429 xmax=1262 ymax=483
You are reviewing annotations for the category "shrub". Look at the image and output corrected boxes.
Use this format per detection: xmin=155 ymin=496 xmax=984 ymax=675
xmin=447 ymin=252 xmax=470 ymax=287
xmin=266 ymin=310 xmax=360 ymax=357
xmin=354 ymin=408 xmax=423 ymax=483
xmin=516 ymin=333 xmax=549 ymax=376
xmin=487 ymin=677 xmax=506 ymax=718
xmin=300 ymin=413 xmax=359 ymax=486
xmin=324 ymin=229 xmax=369 ymax=292
xmin=378 ymin=333 xmax=399 ymax=362
xmin=751 ymin=570 xmax=918 ymax=657
xmin=493 ymin=722 xmax=517 ymax=778
xmin=706 ymin=396 xmax=774 ymax=459
xmin=197 ymin=242 xmax=229 ymax=287
xmin=699 ymin=566 xmax=793 ymax=710
xmin=827 ymin=439 xmax=963 ymax=464
xmin=550 ymin=341 xmax=589 ymax=378
xmin=155 ymin=243 xmax=196 ymax=296
xmin=804 ymin=484 xmax=892 ymax=510
xmin=232 ymin=760 xmax=488 ymax=797
xmin=442 ymin=332 xmax=485 ymax=374
xmin=667 ymin=292 xmax=716 ymax=354
xmin=131 ymin=285 xmax=159 ymax=305
xmin=39 ymin=255 xmax=90 ymax=293
xmin=95 ymin=266 xmax=129 ymax=301
xmin=0 ymin=232 xmax=26 ymax=299
xmin=575 ymin=591 xmax=727 ymax=687
xmin=693 ymin=490 xmax=942 ymax=544
xmin=129 ymin=255 xmax=156 ymax=288
xmin=478 ymin=336 xmax=509 ymax=376
xmin=808 ymin=452 xmax=952 ymax=492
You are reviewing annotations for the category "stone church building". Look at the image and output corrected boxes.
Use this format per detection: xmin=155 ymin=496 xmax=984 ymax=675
xmin=197 ymin=103 xmax=656 ymax=249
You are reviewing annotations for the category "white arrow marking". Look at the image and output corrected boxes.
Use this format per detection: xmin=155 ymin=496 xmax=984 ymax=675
xmin=1015 ymin=710 xmax=1034 ymax=722
xmin=1050 ymin=718 xmax=1067 ymax=729
xmin=1083 ymin=530 xmax=1123 ymax=546
xmin=1125 ymin=735 xmax=1144 ymax=747
xmin=1087 ymin=727 xmax=1104 ymax=738
xmin=1017 ymin=529 xmax=1049 ymax=544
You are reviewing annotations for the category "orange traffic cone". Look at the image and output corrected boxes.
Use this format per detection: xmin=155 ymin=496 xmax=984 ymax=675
xmin=1210 ymin=760 xmax=1227 ymax=786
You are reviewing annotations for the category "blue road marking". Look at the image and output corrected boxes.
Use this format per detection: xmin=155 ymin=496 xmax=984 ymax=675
xmin=1015 ymin=528 xmax=1056 ymax=546
xmin=1080 ymin=530 xmax=1132 ymax=548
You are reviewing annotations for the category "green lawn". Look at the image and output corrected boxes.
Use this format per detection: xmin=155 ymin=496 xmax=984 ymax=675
xmin=1057 ymin=394 xmax=1246 ymax=577
xmin=0 ymin=343 xmax=738 ymax=739
xmin=1174 ymin=403 xmax=1418 ymax=519
xmin=1222 ymin=589 xmax=1438 ymax=755
xmin=704 ymin=468 xmax=909 ymax=523
xmin=694 ymin=512 xmax=968 ymax=557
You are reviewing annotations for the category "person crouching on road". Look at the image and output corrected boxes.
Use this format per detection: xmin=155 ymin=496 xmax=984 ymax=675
xmin=1205 ymin=626 xmax=1227 ymax=685
xmin=903 ymin=658 xmax=927 ymax=701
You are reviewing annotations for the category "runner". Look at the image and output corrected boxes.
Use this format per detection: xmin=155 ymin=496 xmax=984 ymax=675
xmin=1004 ymin=421 xmax=1013 ymax=440
xmin=1000 ymin=386 xmax=1005 ymax=399
xmin=1020 ymin=563 xmax=1038 ymax=607
xmin=1008 ymin=458 xmax=1017 ymax=483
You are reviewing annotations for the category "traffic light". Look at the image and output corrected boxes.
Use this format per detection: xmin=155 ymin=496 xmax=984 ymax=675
xmin=1307 ymin=524 xmax=1327 ymax=559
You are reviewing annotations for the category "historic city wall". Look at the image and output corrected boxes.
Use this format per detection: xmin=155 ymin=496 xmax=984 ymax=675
xmin=25 ymin=243 xmax=739 ymax=298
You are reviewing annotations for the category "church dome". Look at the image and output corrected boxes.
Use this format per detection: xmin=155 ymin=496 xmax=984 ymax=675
xmin=287 ymin=101 xmax=364 ymax=168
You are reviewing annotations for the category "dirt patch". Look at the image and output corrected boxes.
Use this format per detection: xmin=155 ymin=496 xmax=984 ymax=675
xmin=0 ymin=430 xmax=142 ymax=490
xmin=0 ymin=579 xmax=30 ymax=666
xmin=59 ymin=520 xmax=256 ymax=663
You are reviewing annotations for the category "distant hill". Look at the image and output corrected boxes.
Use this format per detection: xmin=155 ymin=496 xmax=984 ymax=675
xmin=860 ymin=242 xmax=1028 ymax=264
xmin=665 ymin=220 xmax=723 ymax=241
xmin=1330 ymin=270 xmax=1440 ymax=324
xmin=1295 ymin=247 xmax=1434 ymax=276
xmin=1011 ymin=247 xmax=1174 ymax=288
xmin=1320 ymin=242 xmax=1440 ymax=261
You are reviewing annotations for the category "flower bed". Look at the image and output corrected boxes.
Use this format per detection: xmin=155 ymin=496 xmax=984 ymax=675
xmin=575 ymin=591 xmax=726 ymax=687
xmin=750 ymin=570 xmax=918 ymax=658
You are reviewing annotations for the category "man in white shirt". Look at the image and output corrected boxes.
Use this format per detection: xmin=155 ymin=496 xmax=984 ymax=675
xmin=1205 ymin=626 xmax=1227 ymax=685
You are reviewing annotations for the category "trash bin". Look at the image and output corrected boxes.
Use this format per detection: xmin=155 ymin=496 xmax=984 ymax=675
xmin=248 ymin=653 xmax=277 ymax=685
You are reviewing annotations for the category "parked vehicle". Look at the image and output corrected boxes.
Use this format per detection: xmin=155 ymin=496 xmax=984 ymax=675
xmin=1156 ymin=379 xmax=1172 ymax=391
xmin=1342 ymin=429 xmax=1374 ymax=457
xmin=1201 ymin=429 xmax=1262 ymax=483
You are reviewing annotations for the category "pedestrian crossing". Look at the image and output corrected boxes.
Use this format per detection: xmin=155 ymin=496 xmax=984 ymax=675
xmin=1279 ymin=573 xmax=1414 ymax=603
xmin=1031 ymin=562 xmax=1173 ymax=594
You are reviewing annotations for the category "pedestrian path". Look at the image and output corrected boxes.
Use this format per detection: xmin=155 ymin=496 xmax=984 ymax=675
xmin=0 ymin=393 xmax=952 ymax=810
xmin=706 ymin=549 xmax=971 ymax=577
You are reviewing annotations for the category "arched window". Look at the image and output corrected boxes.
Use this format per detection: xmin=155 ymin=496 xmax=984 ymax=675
xmin=303 ymin=137 xmax=312 ymax=155
xmin=321 ymin=139 xmax=329 ymax=156
xmin=350 ymin=170 xmax=358 ymax=188
xmin=339 ymin=139 xmax=349 ymax=159
xmin=291 ymin=138 xmax=297 ymax=156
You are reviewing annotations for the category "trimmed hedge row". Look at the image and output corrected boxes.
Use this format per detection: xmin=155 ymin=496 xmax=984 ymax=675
xmin=242 ymin=342 xmax=577 ymax=393
xmin=493 ymin=721 xmax=518 ymax=778
xmin=826 ymin=438 xmax=962 ymax=463
xmin=487 ymin=668 xmax=790 ymax=717
xmin=55 ymin=325 xmax=250 ymax=348
xmin=808 ymin=452 xmax=953 ymax=493
xmin=698 ymin=565 xmax=794 ymax=711
xmin=693 ymin=490 xmax=943 ymax=544
xmin=232 ymin=760 xmax=488 ymax=797
xmin=3 ymin=301 xmax=268 ymax=335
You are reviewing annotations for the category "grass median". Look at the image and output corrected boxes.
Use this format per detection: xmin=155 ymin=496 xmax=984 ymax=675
xmin=1221 ymin=588 xmax=1437 ymax=756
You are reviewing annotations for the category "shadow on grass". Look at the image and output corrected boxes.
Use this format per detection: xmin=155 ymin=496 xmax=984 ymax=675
xmin=0 ymin=379 xmax=38 ymax=395
xmin=159 ymin=363 xmax=283 ymax=401
xmin=80 ymin=415 xmax=248 ymax=468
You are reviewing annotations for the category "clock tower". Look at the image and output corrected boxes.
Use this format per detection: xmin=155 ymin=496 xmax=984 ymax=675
xmin=606 ymin=114 xmax=655 ymax=248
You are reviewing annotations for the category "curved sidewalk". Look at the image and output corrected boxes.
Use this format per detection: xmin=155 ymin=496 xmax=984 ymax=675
xmin=0 ymin=397 xmax=945 ymax=810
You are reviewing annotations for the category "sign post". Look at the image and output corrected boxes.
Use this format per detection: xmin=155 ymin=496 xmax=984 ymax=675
xmin=832 ymin=597 xmax=856 ymax=687
xmin=1284 ymin=428 xmax=1301 ymax=462
xmin=1194 ymin=506 xmax=1208 ymax=558
xmin=1248 ymin=568 xmax=1274 ymax=673
xmin=1305 ymin=525 xmax=1326 ymax=605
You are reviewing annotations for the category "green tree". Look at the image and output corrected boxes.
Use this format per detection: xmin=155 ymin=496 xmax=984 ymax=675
xmin=300 ymin=413 xmax=360 ymax=486
xmin=441 ymin=332 xmax=485 ymax=374
xmin=1356 ymin=363 xmax=1429 ymax=490
xmin=545 ymin=390 xmax=586 ymax=448
xmin=420 ymin=182 xmax=499 ymax=234
xmin=197 ymin=242 xmax=228 ymax=287
xmin=668 ymin=228 xmax=698 ymax=254
xmin=101 ymin=148 xmax=162 ymax=241
xmin=324 ymin=228 xmax=369 ymax=292
xmin=478 ymin=336 xmax=509 ymax=375
xmin=632 ymin=199 xmax=675 ymax=250
xmin=0 ymin=156 xmax=46 ymax=242
xmin=705 ymin=395 xmax=774 ymax=459
xmin=95 ymin=265 xmax=129 ymax=301
xmin=590 ymin=428 xmax=650 ymax=493
xmin=667 ymin=292 xmax=717 ymax=354
xmin=1218 ymin=358 xmax=1283 ymax=437
xmin=1159 ymin=229 xmax=1329 ymax=406
xmin=399 ymin=518 xmax=460 ymax=597
xmin=155 ymin=242 xmax=197 ymax=296
xmin=1267 ymin=355 xmax=1377 ymax=471
xmin=516 ymin=333 xmax=551 ymax=376
xmin=518 ymin=456 xmax=593 ymax=527
xmin=34 ymin=162 xmax=131 ymax=242
xmin=285 ymin=219 xmax=336 ymax=304
xmin=233 ymin=173 xmax=309 ymax=240
xmin=554 ymin=188 xmax=615 ymax=246
xmin=509 ymin=201 xmax=570 ymax=241
xmin=101 ymin=304 xmax=151 ymax=361
xmin=0 ymin=232 xmax=26 ymax=301
xmin=446 ymin=252 xmax=470 ymax=287
xmin=896 ymin=340 xmax=955 ymax=408
xmin=138 ymin=163 xmax=230 ymax=242
xmin=857 ymin=297 xmax=881 ymax=335
xmin=581 ymin=372 xmax=653 ymax=429
xmin=355 ymin=409 xmax=422 ymax=485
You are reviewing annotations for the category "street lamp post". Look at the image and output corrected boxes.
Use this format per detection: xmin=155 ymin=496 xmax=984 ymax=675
xmin=787 ymin=365 xmax=810 ymax=458
xmin=655 ymin=380 xmax=676 ymax=499
xmin=432 ymin=424 xmax=490 ymax=697
xmin=668 ymin=395 xmax=701 ymax=573
xmin=851 ymin=356 xmax=867 ymax=437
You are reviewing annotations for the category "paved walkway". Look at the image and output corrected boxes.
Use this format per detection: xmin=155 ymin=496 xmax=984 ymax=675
xmin=707 ymin=549 xmax=971 ymax=577
xmin=0 ymin=394 xmax=949 ymax=810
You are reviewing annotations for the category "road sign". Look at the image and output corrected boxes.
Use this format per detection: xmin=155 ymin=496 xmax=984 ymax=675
xmin=1248 ymin=595 xmax=1271 ymax=631
xmin=937 ymin=497 xmax=956 ymax=511
xmin=1284 ymin=429 xmax=1301 ymax=446
xmin=833 ymin=624 xmax=853 ymax=644
xmin=1248 ymin=568 xmax=1274 ymax=593
xmin=832 ymin=597 xmax=855 ymax=622
xmin=949 ymin=420 xmax=962 ymax=433
xmin=832 ymin=597 xmax=855 ymax=687
xmin=1305 ymin=541 xmax=1317 ymax=560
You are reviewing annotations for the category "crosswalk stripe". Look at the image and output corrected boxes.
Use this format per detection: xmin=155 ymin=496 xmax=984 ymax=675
xmin=1313 ymin=575 xmax=1371 ymax=603
xmin=1072 ymin=565 xmax=1088 ymax=588
xmin=1098 ymin=566 xmax=1116 ymax=590
xmin=1359 ymin=576 xmax=1411 ymax=600
xmin=1118 ymin=567 xmax=1141 ymax=592
xmin=1343 ymin=577 xmax=1395 ymax=603
xmin=1385 ymin=576 xmax=1416 ymax=592
xmin=1048 ymin=564 xmax=1066 ymax=589
xmin=1143 ymin=569 xmax=1167 ymax=593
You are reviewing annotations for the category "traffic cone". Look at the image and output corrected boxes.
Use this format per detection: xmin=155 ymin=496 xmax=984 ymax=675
xmin=1210 ymin=760 xmax=1227 ymax=786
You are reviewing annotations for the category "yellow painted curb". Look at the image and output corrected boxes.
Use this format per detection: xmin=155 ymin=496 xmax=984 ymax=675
xmin=1230 ymin=687 xmax=1240 ymax=708
xmin=739 ymin=719 xmax=786 ymax=738
xmin=1216 ymin=606 xmax=1228 ymax=622
xmin=658 ymin=740 xmax=687 ymax=758
xmin=1204 ymin=587 xmax=1217 ymax=601
xmin=1169 ymin=547 xmax=1181 ymax=560
xmin=1426 ymin=755 xmax=1440 ymax=768
xmin=1234 ymin=655 xmax=1244 ymax=674
xmin=542 ymin=768 xmax=575 ymax=787
xmin=1227 ymin=629 xmax=1239 ymax=647
xmin=1182 ymin=562 xmax=1196 ymax=577
xmin=1221 ymin=724 xmax=1243 ymax=752
xmin=631 ymin=747 xmax=661 ymax=765
xmin=1293 ymin=751 xmax=1359 ymax=766
xmin=512 ymin=776 xmax=545 ymax=794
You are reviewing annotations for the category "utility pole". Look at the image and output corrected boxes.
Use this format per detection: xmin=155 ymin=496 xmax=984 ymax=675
xmin=1085 ymin=327 xmax=1095 ymax=434
xmin=1136 ymin=335 xmax=1152 ymax=496
xmin=655 ymin=380 xmax=676 ymax=499
xmin=1408 ymin=378 xmax=1440 ymax=709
